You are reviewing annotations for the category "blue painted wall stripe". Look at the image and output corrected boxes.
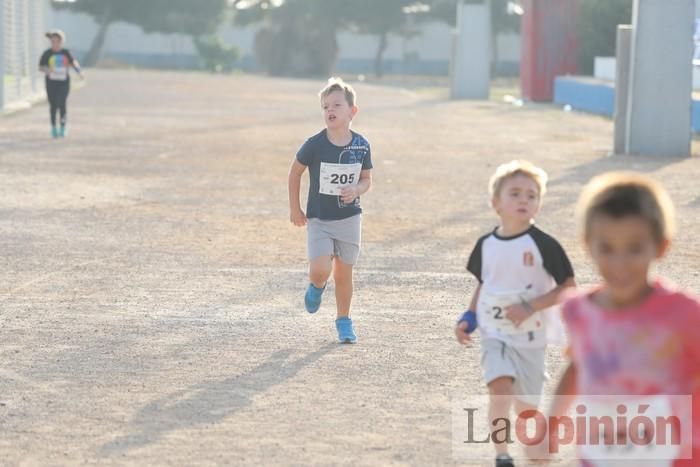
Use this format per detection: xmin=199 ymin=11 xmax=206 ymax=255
xmin=554 ymin=76 xmax=700 ymax=133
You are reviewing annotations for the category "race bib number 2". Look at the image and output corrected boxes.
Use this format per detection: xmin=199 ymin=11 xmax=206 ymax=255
xmin=319 ymin=162 xmax=362 ymax=196
xmin=476 ymin=289 xmax=541 ymax=335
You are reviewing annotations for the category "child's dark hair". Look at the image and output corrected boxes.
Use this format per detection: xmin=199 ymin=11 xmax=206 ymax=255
xmin=577 ymin=172 xmax=675 ymax=243
xmin=45 ymin=30 xmax=66 ymax=42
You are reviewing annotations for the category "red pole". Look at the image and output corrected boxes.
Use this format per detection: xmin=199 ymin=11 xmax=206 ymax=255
xmin=520 ymin=0 xmax=579 ymax=102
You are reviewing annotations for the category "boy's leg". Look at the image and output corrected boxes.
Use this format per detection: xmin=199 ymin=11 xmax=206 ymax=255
xmin=332 ymin=256 xmax=353 ymax=319
xmin=309 ymin=255 xmax=332 ymax=288
xmin=307 ymin=219 xmax=334 ymax=289
xmin=331 ymin=216 xmax=361 ymax=319
xmin=511 ymin=347 xmax=547 ymax=459
xmin=49 ymin=100 xmax=57 ymax=126
xmin=514 ymin=398 xmax=540 ymax=457
xmin=332 ymin=238 xmax=359 ymax=343
xmin=60 ymin=83 xmax=69 ymax=125
xmin=58 ymin=83 xmax=69 ymax=135
xmin=305 ymin=219 xmax=333 ymax=313
xmin=304 ymin=255 xmax=331 ymax=314
xmin=481 ymin=339 xmax=518 ymax=459
xmin=46 ymin=83 xmax=58 ymax=128
xmin=488 ymin=376 xmax=515 ymax=456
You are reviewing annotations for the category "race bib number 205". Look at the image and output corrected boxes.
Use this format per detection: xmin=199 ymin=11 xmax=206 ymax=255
xmin=319 ymin=162 xmax=362 ymax=196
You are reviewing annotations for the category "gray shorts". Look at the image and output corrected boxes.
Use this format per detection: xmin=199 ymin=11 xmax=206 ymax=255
xmin=307 ymin=214 xmax=362 ymax=265
xmin=480 ymin=338 xmax=546 ymax=406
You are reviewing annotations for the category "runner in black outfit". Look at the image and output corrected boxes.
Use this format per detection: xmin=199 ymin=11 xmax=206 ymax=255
xmin=39 ymin=30 xmax=83 ymax=138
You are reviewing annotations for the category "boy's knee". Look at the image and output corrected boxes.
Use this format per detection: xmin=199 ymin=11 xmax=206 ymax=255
xmin=309 ymin=260 xmax=332 ymax=282
xmin=309 ymin=267 xmax=330 ymax=278
xmin=488 ymin=376 xmax=515 ymax=396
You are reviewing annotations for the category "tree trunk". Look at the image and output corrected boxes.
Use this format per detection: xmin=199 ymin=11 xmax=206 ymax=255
xmin=84 ymin=5 xmax=113 ymax=67
xmin=374 ymin=32 xmax=388 ymax=78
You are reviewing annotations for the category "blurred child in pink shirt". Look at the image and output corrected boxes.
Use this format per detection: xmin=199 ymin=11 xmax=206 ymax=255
xmin=538 ymin=172 xmax=700 ymax=466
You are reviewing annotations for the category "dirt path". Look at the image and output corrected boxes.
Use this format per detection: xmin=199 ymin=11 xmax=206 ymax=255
xmin=0 ymin=70 xmax=698 ymax=466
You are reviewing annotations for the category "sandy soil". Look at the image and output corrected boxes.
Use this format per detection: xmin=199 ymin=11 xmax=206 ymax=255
xmin=0 ymin=69 xmax=698 ymax=466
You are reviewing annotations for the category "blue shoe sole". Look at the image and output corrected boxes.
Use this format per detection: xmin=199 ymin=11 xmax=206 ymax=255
xmin=336 ymin=318 xmax=357 ymax=343
xmin=304 ymin=284 xmax=324 ymax=314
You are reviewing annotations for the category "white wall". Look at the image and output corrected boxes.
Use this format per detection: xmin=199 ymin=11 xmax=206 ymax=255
xmin=596 ymin=56 xmax=700 ymax=90
xmin=49 ymin=9 xmax=198 ymax=55
xmin=48 ymin=8 xmax=521 ymax=67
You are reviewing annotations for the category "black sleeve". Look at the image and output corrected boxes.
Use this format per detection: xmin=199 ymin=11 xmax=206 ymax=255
xmin=362 ymin=143 xmax=373 ymax=170
xmin=64 ymin=49 xmax=75 ymax=65
xmin=466 ymin=236 xmax=486 ymax=283
xmin=39 ymin=49 xmax=50 ymax=67
xmin=531 ymin=228 xmax=575 ymax=285
xmin=296 ymin=138 xmax=314 ymax=166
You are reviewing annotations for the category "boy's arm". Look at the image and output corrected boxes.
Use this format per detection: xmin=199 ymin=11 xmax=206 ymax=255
xmin=468 ymin=283 xmax=481 ymax=311
xmin=455 ymin=283 xmax=481 ymax=345
xmin=340 ymin=169 xmax=371 ymax=204
xmin=529 ymin=277 xmax=576 ymax=312
xmin=506 ymin=277 xmax=576 ymax=325
xmin=38 ymin=51 xmax=50 ymax=74
xmin=72 ymin=59 xmax=84 ymax=78
xmin=551 ymin=361 xmax=577 ymax=413
xmin=288 ymin=160 xmax=307 ymax=227
xmin=66 ymin=51 xmax=83 ymax=77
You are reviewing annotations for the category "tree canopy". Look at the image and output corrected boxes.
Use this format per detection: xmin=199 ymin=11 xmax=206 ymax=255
xmin=232 ymin=0 xmax=522 ymax=77
xmin=52 ymin=0 xmax=229 ymax=65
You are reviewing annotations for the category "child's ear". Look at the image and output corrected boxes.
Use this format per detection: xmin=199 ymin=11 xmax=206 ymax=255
xmin=582 ymin=235 xmax=594 ymax=258
xmin=350 ymin=105 xmax=359 ymax=119
xmin=656 ymin=238 xmax=671 ymax=259
xmin=490 ymin=196 xmax=500 ymax=213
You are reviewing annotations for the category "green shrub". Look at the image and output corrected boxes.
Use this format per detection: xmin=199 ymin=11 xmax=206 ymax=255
xmin=194 ymin=35 xmax=240 ymax=73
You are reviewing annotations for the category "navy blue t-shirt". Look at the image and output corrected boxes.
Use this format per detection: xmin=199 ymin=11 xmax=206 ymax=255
xmin=296 ymin=129 xmax=373 ymax=220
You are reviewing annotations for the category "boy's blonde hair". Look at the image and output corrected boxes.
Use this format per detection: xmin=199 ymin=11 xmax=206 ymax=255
xmin=489 ymin=160 xmax=548 ymax=198
xmin=576 ymin=172 xmax=676 ymax=243
xmin=319 ymin=77 xmax=356 ymax=107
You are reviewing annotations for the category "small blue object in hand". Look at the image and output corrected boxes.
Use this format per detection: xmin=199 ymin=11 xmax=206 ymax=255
xmin=457 ymin=310 xmax=478 ymax=334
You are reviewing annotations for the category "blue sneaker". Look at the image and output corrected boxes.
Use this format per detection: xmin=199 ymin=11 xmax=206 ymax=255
xmin=51 ymin=126 xmax=58 ymax=138
xmin=335 ymin=317 xmax=357 ymax=344
xmin=304 ymin=283 xmax=325 ymax=314
xmin=58 ymin=125 xmax=66 ymax=138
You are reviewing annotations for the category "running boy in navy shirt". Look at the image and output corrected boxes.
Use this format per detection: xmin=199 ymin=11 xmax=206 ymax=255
xmin=288 ymin=78 xmax=373 ymax=343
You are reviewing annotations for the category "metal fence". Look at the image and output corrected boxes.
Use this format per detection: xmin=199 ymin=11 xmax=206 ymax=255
xmin=1 ymin=0 xmax=47 ymax=112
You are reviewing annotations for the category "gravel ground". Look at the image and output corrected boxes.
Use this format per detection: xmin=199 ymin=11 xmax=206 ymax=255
xmin=0 ymin=69 xmax=698 ymax=466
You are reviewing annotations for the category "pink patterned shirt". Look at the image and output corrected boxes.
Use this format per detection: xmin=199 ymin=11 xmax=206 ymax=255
xmin=563 ymin=280 xmax=700 ymax=465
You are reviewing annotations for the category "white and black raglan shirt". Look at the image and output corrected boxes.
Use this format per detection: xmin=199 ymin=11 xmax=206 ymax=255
xmin=467 ymin=225 xmax=574 ymax=348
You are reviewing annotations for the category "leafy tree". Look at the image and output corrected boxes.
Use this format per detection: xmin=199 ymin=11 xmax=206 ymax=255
xmin=341 ymin=0 xmax=420 ymax=77
xmin=577 ymin=0 xmax=633 ymax=74
xmin=52 ymin=0 xmax=228 ymax=66
xmin=194 ymin=36 xmax=240 ymax=73
xmin=233 ymin=0 xmax=346 ymax=76
xmin=232 ymin=0 xmax=521 ymax=77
